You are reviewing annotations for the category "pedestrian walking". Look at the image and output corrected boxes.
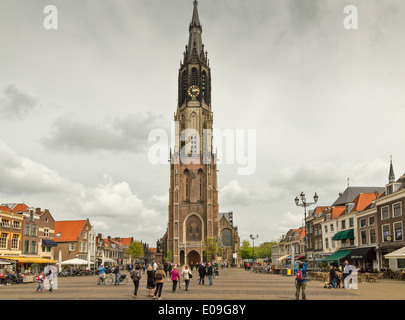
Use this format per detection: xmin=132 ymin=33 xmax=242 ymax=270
xmin=329 ymin=265 xmax=336 ymax=289
xmin=198 ymin=263 xmax=206 ymax=285
xmin=153 ymin=265 xmax=166 ymax=300
xmin=36 ymin=271 xmax=45 ymax=293
xmin=146 ymin=265 xmax=155 ymax=297
xmin=295 ymin=261 xmax=308 ymax=300
xmin=113 ymin=264 xmax=120 ymax=285
xmin=130 ymin=264 xmax=142 ymax=298
xmin=181 ymin=265 xmax=192 ymax=291
xmin=170 ymin=266 xmax=181 ymax=292
xmin=207 ymin=262 xmax=213 ymax=285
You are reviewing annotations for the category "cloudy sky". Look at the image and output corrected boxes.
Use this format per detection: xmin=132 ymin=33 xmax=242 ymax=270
xmin=1 ymin=0 xmax=405 ymax=246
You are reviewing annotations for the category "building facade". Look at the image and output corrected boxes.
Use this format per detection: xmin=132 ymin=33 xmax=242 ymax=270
xmin=0 ymin=206 xmax=23 ymax=257
xmin=55 ymin=219 xmax=93 ymax=263
xmin=375 ymin=161 xmax=405 ymax=270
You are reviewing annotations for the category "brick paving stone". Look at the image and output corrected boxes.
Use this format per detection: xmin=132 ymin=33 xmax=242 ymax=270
xmin=0 ymin=267 xmax=404 ymax=300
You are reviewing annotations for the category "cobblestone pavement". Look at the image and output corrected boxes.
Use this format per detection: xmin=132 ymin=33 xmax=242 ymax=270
xmin=1 ymin=267 xmax=404 ymax=300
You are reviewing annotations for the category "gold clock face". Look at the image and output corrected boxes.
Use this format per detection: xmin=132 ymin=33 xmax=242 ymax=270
xmin=188 ymin=85 xmax=200 ymax=98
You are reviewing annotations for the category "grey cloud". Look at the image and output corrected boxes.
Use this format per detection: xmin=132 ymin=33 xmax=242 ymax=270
xmin=0 ymin=85 xmax=39 ymax=118
xmin=0 ymin=139 xmax=76 ymax=195
xmin=41 ymin=111 xmax=169 ymax=154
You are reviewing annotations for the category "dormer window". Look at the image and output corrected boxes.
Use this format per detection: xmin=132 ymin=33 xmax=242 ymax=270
xmin=345 ymin=203 xmax=354 ymax=214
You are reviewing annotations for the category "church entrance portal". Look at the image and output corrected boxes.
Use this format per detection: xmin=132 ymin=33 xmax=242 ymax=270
xmin=187 ymin=250 xmax=201 ymax=266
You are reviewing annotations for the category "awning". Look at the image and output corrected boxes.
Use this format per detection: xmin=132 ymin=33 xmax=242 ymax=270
xmin=277 ymin=254 xmax=290 ymax=261
xmin=384 ymin=246 xmax=405 ymax=259
xmin=295 ymin=255 xmax=305 ymax=260
xmin=348 ymin=247 xmax=376 ymax=260
xmin=332 ymin=229 xmax=354 ymax=241
xmin=0 ymin=256 xmax=57 ymax=264
xmin=42 ymin=239 xmax=58 ymax=247
xmin=322 ymin=249 xmax=352 ymax=262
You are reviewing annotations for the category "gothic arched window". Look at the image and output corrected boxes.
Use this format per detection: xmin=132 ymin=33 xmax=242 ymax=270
xmin=201 ymin=71 xmax=207 ymax=101
xmin=182 ymin=71 xmax=188 ymax=102
xmin=198 ymin=169 xmax=204 ymax=201
xmin=222 ymin=229 xmax=232 ymax=247
xmin=184 ymin=169 xmax=190 ymax=202
xmin=191 ymin=68 xmax=198 ymax=86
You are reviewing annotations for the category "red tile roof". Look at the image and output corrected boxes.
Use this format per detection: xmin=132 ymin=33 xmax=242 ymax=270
xmin=351 ymin=193 xmax=381 ymax=212
xmin=55 ymin=220 xmax=87 ymax=242
xmin=0 ymin=206 xmax=12 ymax=212
xmin=330 ymin=206 xmax=345 ymax=219
xmin=11 ymin=203 xmax=29 ymax=213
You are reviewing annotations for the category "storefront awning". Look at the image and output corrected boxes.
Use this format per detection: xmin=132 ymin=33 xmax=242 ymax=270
xmin=0 ymin=256 xmax=57 ymax=264
xmin=277 ymin=254 xmax=290 ymax=261
xmin=348 ymin=247 xmax=376 ymax=260
xmin=322 ymin=249 xmax=352 ymax=262
xmin=332 ymin=229 xmax=354 ymax=241
xmin=42 ymin=239 xmax=58 ymax=247
xmin=384 ymin=246 xmax=405 ymax=259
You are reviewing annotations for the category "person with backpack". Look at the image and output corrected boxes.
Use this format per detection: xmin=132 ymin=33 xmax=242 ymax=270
xmin=153 ymin=265 xmax=166 ymax=300
xmin=295 ymin=261 xmax=308 ymax=300
xmin=130 ymin=264 xmax=142 ymax=298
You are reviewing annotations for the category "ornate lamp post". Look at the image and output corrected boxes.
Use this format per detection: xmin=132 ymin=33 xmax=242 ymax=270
xmin=294 ymin=192 xmax=318 ymax=259
xmin=250 ymin=234 xmax=259 ymax=264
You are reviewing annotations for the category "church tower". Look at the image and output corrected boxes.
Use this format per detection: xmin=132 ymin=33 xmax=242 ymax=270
xmin=166 ymin=0 xmax=219 ymax=265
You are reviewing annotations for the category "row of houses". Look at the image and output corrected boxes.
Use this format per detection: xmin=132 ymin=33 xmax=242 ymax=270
xmin=0 ymin=203 xmax=151 ymax=272
xmin=272 ymin=160 xmax=405 ymax=272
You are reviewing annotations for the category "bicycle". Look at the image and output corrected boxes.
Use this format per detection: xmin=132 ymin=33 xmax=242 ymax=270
xmin=119 ymin=274 xmax=128 ymax=285
xmin=97 ymin=274 xmax=114 ymax=286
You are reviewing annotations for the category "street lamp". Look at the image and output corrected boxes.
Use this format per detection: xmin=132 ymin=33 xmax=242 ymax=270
xmin=250 ymin=234 xmax=259 ymax=264
xmin=294 ymin=192 xmax=318 ymax=259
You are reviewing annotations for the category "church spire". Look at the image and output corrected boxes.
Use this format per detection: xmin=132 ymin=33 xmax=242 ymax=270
xmin=389 ymin=155 xmax=395 ymax=183
xmin=188 ymin=0 xmax=203 ymax=56
xmin=191 ymin=0 xmax=201 ymax=27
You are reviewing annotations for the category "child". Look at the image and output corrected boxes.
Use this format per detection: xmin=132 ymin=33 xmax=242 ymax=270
xmin=36 ymin=271 xmax=45 ymax=293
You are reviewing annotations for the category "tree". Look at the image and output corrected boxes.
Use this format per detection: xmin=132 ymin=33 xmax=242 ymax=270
xmin=203 ymin=237 xmax=218 ymax=262
xmin=238 ymin=240 xmax=253 ymax=260
xmin=125 ymin=241 xmax=144 ymax=262
xmin=165 ymin=250 xmax=173 ymax=263
xmin=256 ymin=241 xmax=277 ymax=261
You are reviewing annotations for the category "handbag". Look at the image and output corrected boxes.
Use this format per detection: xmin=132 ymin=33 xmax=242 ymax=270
xmin=189 ymin=271 xmax=193 ymax=279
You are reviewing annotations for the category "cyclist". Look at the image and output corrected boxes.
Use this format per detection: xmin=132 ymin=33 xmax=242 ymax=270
xmin=98 ymin=264 xmax=106 ymax=284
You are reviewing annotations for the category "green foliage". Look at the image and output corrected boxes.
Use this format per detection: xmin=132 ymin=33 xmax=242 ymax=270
xmin=165 ymin=250 xmax=173 ymax=263
xmin=238 ymin=240 xmax=253 ymax=259
xmin=203 ymin=237 xmax=219 ymax=261
xmin=125 ymin=241 xmax=144 ymax=260
xmin=256 ymin=241 xmax=277 ymax=260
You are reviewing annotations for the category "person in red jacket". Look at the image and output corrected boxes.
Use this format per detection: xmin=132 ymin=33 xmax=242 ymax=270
xmin=169 ymin=266 xmax=181 ymax=292
xmin=36 ymin=271 xmax=45 ymax=293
